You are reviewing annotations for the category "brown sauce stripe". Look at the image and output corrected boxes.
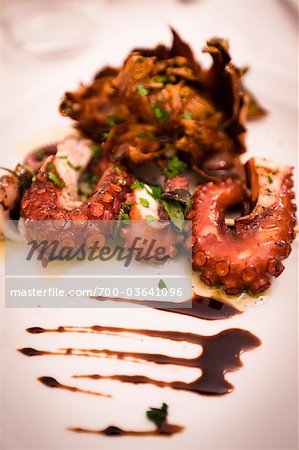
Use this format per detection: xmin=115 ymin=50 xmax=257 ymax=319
xmin=92 ymin=294 xmax=241 ymax=321
xmin=20 ymin=326 xmax=261 ymax=396
xmin=68 ymin=423 xmax=184 ymax=437
xmin=37 ymin=376 xmax=111 ymax=398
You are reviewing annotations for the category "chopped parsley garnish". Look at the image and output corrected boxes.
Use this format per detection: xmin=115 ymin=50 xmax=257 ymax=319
xmin=146 ymin=403 xmax=168 ymax=429
xmin=118 ymin=210 xmax=130 ymax=224
xmin=67 ymin=160 xmax=81 ymax=171
xmin=146 ymin=214 xmax=156 ymax=222
xmin=117 ymin=179 xmax=126 ymax=185
xmin=136 ymin=56 xmax=150 ymax=63
xmin=58 ymin=155 xmax=68 ymax=159
xmin=152 ymin=105 xmax=169 ymax=122
xmin=140 ymin=197 xmax=150 ymax=208
xmin=136 ymin=83 xmax=149 ymax=97
xmin=46 ymin=162 xmax=55 ymax=171
xmin=183 ymin=110 xmax=192 ymax=120
xmin=125 ymin=201 xmax=136 ymax=206
xmin=158 ymin=279 xmax=168 ymax=290
xmin=164 ymin=155 xmax=187 ymax=178
xmin=114 ymin=166 xmax=121 ymax=174
xmin=102 ymin=132 xmax=109 ymax=140
xmin=161 ymin=188 xmax=191 ymax=231
xmin=91 ymin=143 xmax=102 ymax=161
xmin=131 ymin=179 xmax=145 ymax=190
xmin=162 ymin=199 xmax=184 ymax=231
xmin=268 ymin=176 xmax=273 ymax=184
xmin=146 ymin=184 xmax=163 ymax=200
xmin=156 ymin=75 xmax=168 ymax=83
xmin=48 ymin=172 xmax=66 ymax=189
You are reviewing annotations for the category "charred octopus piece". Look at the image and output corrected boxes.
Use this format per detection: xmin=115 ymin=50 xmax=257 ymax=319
xmin=192 ymin=157 xmax=296 ymax=295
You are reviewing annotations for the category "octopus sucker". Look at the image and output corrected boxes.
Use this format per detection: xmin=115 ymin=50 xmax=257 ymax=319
xmin=192 ymin=157 xmax=296 ymax=295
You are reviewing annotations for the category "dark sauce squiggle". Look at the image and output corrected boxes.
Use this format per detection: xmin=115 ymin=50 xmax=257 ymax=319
xmin=92 ymin=294 xmax=240 ymax=320
xmin=37 ymin=376 xmax=111 ymax=398
xmin=21 ymin=325 xmax=261 ymax=396
xmin=68 ymin=423 xmax=184 ymax=437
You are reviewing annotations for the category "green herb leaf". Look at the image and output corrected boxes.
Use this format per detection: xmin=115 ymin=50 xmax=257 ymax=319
xmin=120 ymin=213 xmax=130 ymax=224
xmin=47 ymin=162 xmax=55 ymax=171
xmin=131 ymin=180 xmax=145 ymax=190
xmin=140 ymin=197 xmax=150 ymax=208
xmin=136 ymin=56 xmax=150 ymax=63
xmin=146 ymin=214 xmax=156 ymax=222
xmin=161 ymin=189 xmax=192 ymax=216
xmin=156 ymin=75 xmax=168 ymax=83
xmin=152 ymin=105 xmax=169 ymax=122
xmin=146 ymin=185 xmax=163 ymax=200
xmin=114 ymin=166 xmax=121 ymax=174
xmin=91 ymin=143 xmax=102 ymax=161
xmin=136 ymin=83 xmax=149 ymax=97
xmin=48 ymin=172 xmax=66 ymax=189
xmin=125 ymin=201 xmax=136 ymax=206
xmin=67 ymin=160 xmax=81 ymax=171
xmin=162 ymin=199 xmax=184 ymax=231
xmin=183 ymin=110 xmax=192 ymax=120
xmin=164 ymin=155 xmax=187 ymax=178
xmin=158 ymin=279 xmax=168 ymax=290
xmin=117 ymin=179 xmax=126 ymax=185
xmin=58 ymin=155 xmax=68 ymax=160
xmin=102 ymin=132 xmax=109 ymax=140
xmin=268 ymin=176 xmax=273 ymax=184
xmin=146 ymin=403 xmax=168 ymax=429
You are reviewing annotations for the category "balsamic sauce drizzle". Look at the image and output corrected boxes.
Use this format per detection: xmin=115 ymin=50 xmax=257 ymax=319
xmin=20 ymin=325 xmax=261 ymax=396
xmin=92 ymin=293 xmax=240 ymax=321
xmin=68 ymin=422 xmax=184 ymax=437
xmin=37 ymin=376 xmax=111 ymax=398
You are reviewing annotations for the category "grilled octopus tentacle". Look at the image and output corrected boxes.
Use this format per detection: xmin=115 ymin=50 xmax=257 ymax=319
xmin=20 ymin=135 xmax=133 ymax=260
xmin=21 ymin=135 xmax=132 ymax=222
xmin=192 ymin=157 xmax=296 ymax=295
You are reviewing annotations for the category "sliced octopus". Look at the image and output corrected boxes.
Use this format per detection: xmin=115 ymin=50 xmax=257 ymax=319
xmin=20 ymin=134 xmax=133 ymax=258
xmin=192 ymin=157 xmax=296 ymax=295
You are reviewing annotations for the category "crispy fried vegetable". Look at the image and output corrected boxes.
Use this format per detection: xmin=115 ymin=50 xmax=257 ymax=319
xmin=58 ymin=29 xmax=265 ymax=179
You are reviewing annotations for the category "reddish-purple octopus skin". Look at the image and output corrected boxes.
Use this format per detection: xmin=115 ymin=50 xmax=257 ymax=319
xmin=21 ymin=163 xmax=132 ymax=222
xmin=191 ymin=157 xmax=296 ymax=295
xmin=20 ymin=140 xmax=133 ymax=254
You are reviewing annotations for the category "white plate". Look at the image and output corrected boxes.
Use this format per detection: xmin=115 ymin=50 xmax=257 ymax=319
xmin=0 ymin=1 xmax=298 ymax=449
